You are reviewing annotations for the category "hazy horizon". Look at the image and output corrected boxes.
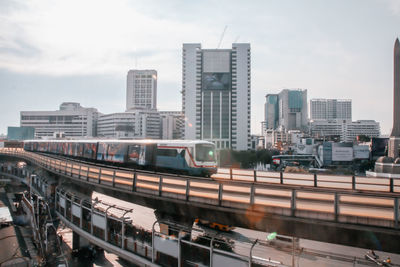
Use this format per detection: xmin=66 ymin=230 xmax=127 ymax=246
xmin=1 ymin=0 xmax=400 ymax=136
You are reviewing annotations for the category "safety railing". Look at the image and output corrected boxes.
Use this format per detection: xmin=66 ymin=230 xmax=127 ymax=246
xmin=2 ymin=148 xmax=400 ymax=193
xmin=0 ymin=148 xmax=399 ymax=230
xmin=215 ymin=168 xmax=400 ymax=193
xmin=55 ymin=188 xmax=285 ymax=267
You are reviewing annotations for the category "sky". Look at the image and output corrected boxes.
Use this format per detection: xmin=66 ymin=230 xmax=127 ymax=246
xmin=0 ymin=0 xmax=400 ymax=136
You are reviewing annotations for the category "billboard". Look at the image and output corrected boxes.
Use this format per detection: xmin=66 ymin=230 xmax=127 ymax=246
xmin=353 ymin=145 xmax=370 ymax=159
xmin=202 ymin=73 xmax=230 ymax=90
xmin=332 ymin=144 xmax=353 ymax=161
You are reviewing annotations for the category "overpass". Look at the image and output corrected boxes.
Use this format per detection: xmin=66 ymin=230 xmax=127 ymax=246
xmin=1 ymin=148 xmax=399 ymax=253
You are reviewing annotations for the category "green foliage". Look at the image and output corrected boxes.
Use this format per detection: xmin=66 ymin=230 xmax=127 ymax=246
xmin=357 ymin=135 xmax=371 ymax=142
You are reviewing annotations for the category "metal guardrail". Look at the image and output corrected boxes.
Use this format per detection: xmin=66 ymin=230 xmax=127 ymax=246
xmin=215 ymin=168 xmax=400 ymax=193
xmin=4 ymin=165 xmax=397 ymax=267
xmin=1 ymin=148 xmax=399 ymax=230
xmin=55 ymin=188 xmax=285 ymax=267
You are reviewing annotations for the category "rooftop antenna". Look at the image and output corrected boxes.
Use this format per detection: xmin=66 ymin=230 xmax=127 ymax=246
xmin=217 ymin=25 xmax=228 ymax=48
xmin=135 ymin=54 xmax=138 ymax=69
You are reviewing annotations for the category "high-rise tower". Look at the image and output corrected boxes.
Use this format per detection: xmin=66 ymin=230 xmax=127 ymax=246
xmin=182 ymin=43 xmax=251 ymax=150
xmin=388 ymin=38 xmax=400 ymax=158
xmin=126 ymin=70 xmax=157 ymax=111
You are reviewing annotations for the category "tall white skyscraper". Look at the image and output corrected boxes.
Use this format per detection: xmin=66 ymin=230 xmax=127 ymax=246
xmin=182 ymin=43 xmax=251 ymax=150
xmin=126 ymin=69 xmax=157 ymax=111
xmin=310 ymin=99 xmax=352 ymax=120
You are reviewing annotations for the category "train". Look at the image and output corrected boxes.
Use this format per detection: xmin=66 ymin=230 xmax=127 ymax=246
xmin=23 ymin=139 xmax=218 ymax=177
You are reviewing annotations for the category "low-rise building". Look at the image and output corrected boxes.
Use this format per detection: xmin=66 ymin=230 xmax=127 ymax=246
xmin=309 ymin=119 xmax=380 ymax=142
xmin=20 ymin=102 xmax=99 ymax=138
xmin=7 ymin=126 xmax=35 ymax=140
xmin=262 ymin=128 xmax=304 ymax=149
xmin=317 ymin=142 xmax=371 ymax=167
xmin=97 ymin=110 xmax=161 ymax=139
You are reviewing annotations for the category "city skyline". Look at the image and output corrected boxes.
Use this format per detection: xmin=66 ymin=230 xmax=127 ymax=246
xmin=1 ymin=0 xmax=400 ymax=135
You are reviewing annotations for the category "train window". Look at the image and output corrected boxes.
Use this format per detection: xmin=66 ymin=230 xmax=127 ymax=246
xmin=107 ymin=143 xmax=128 ymax=162
xmin=71 ymin=143 xmax=78 ymax=156
xmin=50 ymin=143 xmax=57 ymax=153
xmin=62 ymin=143 xmax=68 ymax=155
xmin=77 ymin=143 xmax=84 ymax=157
xmin=97 ymin=143 xmax=107 ymax=160
xmin=83 ymin=143 xmax=95 ymax=158
xmin=195 ymin=144 xmax=216 ymax=162
xmin=128 ymin=145 xmax=141 ymax=162
xmin=157 ymin=148 xmax=177 ymax=157
xmin=67 ymin=143 xmax=73 ymax=156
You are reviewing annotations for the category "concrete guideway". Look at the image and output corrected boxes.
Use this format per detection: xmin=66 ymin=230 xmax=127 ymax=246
xmin=3 ymin=163 xmax=400 ymax=266
xmin=1 ymin=148 xmax=400 ymax=253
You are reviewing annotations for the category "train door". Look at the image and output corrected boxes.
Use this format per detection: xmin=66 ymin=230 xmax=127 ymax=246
xmin=97 ymin=142 xmax=107 ymax=161
xmin=127 ymin=144 xmax=141 ymax=165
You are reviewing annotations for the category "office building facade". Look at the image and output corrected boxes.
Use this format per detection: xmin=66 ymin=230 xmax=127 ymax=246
xmin=278 ymin=89 xmax=308 ymax=131
xmin=309 ymin=119 xmax=380 ymax=142
xmin=262 ymin=89 xmax=308 ymax=132
xmin=97 ymin=110 xmax=161 ymax=139
xmin=264 ymin=94 xmax=279 ymax=130
xmin=20 ymin=102 xmax=99 ymax=138
xmin=160 ymin=111 xmax=184 ymax=140
xmin=182 ymin=43 xmax=251 ymax=150
xmin=7 ymin=127 xmax=35 ymax=140
xmin=310 ymin=99 xmax=352 ymax=120
xmin=126 ymin=69 xmax=157 ymax=111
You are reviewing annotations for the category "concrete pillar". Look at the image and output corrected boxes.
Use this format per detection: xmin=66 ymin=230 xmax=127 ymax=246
xmin=72 ymin=231 xmax=90 ymax=250
xmin=388 ymin=137 xmax=400 ymax=159
xmin=72 ymin=231 xmax=80 ymax=251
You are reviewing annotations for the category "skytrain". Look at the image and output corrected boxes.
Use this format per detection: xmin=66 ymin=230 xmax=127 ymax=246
xmin=23 ymin=139 xmax=218 ymax=177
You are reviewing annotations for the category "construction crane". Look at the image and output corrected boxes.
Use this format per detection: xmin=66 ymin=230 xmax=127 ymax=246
xmin=217 ymin=25 xmax=228 ymax=48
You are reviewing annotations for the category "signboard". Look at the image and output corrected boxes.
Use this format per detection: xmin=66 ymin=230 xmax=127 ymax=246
xmin=202 ymin=73 xmax=230 ymax=90
xmin=332 ymin=146 xmax=353 ymax=161
xmin=353 ymin=145 xmax=370 ymax=159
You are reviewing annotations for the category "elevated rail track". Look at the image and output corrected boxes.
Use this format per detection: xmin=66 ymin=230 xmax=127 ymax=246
xmin=1 ymin=148 xmax=399 ymax=252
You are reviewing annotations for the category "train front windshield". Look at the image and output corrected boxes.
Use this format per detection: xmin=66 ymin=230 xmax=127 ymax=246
xmin=195 ymin=144 xmax=216 ymax=162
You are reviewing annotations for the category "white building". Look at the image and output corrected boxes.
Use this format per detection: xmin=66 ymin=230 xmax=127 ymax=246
xmin=310 ymin=99 xmax=352 ymax=120
xmin=126 ymin=70 xmax=157 ymax=111
xmin=309 ymin=119 xmax=380 ymax=142
xmin=182 ymin=43 xmax=251 ymax=150
xmin=263 ymin=129 xmax=303 ymax=149
xmin=160 ymin=111 xmax=184 ymax=140
xmin=97 ymin=110 xmax=161 ymax=139
xmin=20 ymin=102 xmax=99 ymax=138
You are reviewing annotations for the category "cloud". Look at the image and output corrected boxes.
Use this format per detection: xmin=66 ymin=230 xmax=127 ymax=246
xmin=0 ymin=0 xmax=219 ymax=77
xmin=385 ymin=0 xmax=400 ymax=15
